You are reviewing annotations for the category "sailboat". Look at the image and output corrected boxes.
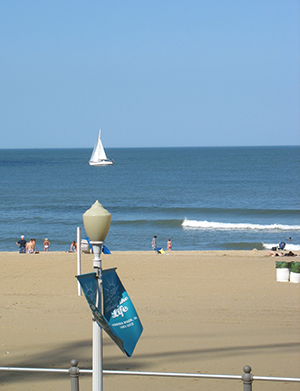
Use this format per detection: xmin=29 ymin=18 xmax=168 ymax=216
xmin=89 ymin=130 xmax=114 ymax=166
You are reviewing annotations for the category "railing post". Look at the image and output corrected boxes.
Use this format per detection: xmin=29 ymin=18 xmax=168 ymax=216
xmin=242 ymin=365 xmax=253 ymax=391
xmin=69 ymin=359 xmax=80 ymax=391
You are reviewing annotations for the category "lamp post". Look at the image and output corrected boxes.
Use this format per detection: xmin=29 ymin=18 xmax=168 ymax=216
xmin=83 ymin=201 xmax=111 ymax=391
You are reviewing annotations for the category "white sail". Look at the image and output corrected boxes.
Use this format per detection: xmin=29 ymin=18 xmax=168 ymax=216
xmin=89 ymin=130 xmax=113 ymax=166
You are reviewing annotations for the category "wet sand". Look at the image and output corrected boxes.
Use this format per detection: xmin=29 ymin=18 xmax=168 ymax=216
xmin=0 ymin=250 xmax=299 ymax=390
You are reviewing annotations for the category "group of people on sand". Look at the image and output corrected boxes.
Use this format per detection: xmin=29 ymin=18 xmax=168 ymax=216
xmin=16 ymin=235 xmax=78 ymax=253
xmin=151 ymin=235 xmax=172 ymax=253
xmin=269 ymin=250 xmax=298 ymax=257
xmin=268 ymin=239 xmax=298 ymax=257
xmin=16 ymin=235 xmax=50 ymax=253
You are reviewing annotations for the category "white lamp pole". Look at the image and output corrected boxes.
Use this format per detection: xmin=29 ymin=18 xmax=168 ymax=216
xmin=91 ymin=240 xmax=103 ymax=391
xmin=83 ymin=201 xmax=111 ymax=391
xmin=77 ymin=227 xmax=82 ymax=296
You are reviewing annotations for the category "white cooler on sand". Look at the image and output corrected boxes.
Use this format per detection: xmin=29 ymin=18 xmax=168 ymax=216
xmin=275 ymin=261 xmax=290 ymax=282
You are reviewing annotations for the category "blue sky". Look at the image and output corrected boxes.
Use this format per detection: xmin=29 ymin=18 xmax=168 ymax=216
xmin=1 ymin=1 xmax=299 ymax=148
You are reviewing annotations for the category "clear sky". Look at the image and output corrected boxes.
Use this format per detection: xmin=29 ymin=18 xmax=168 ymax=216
xmin=1 ymin=1 xmax=299 ymax=149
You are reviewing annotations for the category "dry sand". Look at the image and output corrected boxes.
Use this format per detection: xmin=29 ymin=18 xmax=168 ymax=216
xmin=0 ymin=250 xmax=299 ymax=391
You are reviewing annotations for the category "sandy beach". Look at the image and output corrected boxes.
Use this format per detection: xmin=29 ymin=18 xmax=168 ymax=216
xmin=0 ymin=250 xmax=299 ymax=390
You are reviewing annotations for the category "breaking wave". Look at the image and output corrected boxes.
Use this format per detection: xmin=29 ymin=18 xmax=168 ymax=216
xmin=181 ymin=218 xmax=300 ymax=231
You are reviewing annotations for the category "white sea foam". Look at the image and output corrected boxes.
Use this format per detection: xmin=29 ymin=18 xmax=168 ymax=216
xmin=182 ymin=218 xmax=300 ymax=231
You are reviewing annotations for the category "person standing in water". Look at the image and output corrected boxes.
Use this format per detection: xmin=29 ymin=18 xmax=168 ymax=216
xmin=151 ymin=235 xmax=157 ymax=251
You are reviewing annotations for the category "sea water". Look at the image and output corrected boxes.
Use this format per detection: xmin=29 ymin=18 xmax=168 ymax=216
xmin=1 ymin=146 xmax=299 ymax=252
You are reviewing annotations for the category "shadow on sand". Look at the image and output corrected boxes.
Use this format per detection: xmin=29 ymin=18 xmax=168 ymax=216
xmin=0 ymin=337 xmax=299 ymax=387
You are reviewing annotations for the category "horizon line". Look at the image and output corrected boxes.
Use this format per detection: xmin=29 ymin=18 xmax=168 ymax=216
xmin=1 ymin=145 xmax=299 ymax=151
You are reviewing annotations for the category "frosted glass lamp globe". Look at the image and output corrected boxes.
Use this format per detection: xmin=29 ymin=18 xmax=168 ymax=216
xmin=83 ymin=200 xmax=111 ymax=242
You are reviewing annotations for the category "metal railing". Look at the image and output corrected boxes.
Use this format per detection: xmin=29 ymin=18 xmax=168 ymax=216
xmin=0 ymin=360 xmax=299 ymax=391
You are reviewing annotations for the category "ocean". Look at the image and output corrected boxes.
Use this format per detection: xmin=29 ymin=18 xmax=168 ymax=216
xmin=1 ymin=146 xmax=300 ymax=253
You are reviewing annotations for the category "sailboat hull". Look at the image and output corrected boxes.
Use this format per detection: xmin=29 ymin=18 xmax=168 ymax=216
xmin=89 ymin=160 xmax=113 ymax=166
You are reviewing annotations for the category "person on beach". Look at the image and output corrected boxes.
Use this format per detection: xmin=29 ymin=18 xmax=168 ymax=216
xmin=285 ymin=251 xmax=297 ymax=257
xmin=16 ymin=235 xmax=26 ymax=253
xmin=151 ymin=235 xmax=157 ymax=251
xmin=32 ymin=239 xmax=39 ymax=253
xmin=70 ymin=240 xmax=77 ymax=252
xmin=269 ymin=251 xmax=285 ymax=257
xmin=167 ymin=238 xmax=172 ymax=251
xmin=26 ymin=239 xmax=35 ymax=254
xmin=44 ymin=238 xmax=50 ymax=251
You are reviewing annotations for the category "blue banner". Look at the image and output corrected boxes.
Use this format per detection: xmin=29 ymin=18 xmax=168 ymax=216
xmin=76 ymin=272 xmax=126 ymax=354
xmin=102 ymin=268 xmax=143 ymax=357
xmin=77 ymin=269 xmax=143 ymax=357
